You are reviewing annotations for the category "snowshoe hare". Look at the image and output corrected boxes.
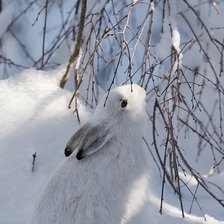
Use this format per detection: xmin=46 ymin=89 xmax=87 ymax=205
xmin=31 ymin=84 xmax=151 ymax=224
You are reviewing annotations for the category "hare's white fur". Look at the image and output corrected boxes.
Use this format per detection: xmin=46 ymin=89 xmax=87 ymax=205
xmin=31 ymin=84 xmax=150 ymax=224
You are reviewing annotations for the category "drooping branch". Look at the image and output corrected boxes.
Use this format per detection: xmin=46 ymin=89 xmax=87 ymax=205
xmin=40 ymin=0 xmax=49 ymax=70
xmin=60 ymin=0 xmax=87 ymax=88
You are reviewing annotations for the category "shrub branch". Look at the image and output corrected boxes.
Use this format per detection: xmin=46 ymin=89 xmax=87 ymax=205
xmin=59 ymin=0 xmax=87 ymax=88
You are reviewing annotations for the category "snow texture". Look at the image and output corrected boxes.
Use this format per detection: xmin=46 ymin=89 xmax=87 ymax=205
xmin=0 ymin=68 xmax=89 ymax=224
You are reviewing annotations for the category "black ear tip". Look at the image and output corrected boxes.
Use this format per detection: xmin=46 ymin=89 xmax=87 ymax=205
xmin=64 ymin=147 xmax=72 ymax=157
xmin=76 ymin=149 xmax=84 ymax=160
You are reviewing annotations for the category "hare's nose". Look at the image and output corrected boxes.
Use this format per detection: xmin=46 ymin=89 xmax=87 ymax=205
xmin=64 ymin=146 xmax=72 ymax=157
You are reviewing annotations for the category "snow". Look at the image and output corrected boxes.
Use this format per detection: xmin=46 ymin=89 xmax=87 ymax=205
xmin=0 ymin=69 xmax=223 ymax=224
xmin=0 ymin=68 xmax=89 ymax=224
xmin=172 ymin=29 xmax=181 ymax=54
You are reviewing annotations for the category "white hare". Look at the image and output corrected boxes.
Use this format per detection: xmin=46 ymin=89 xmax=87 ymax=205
xmin=31 ymin=84 xmax=151 ymax=224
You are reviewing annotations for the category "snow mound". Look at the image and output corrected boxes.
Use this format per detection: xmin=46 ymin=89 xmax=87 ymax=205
xmin=0 ymin=68 xmax=89 ymax=224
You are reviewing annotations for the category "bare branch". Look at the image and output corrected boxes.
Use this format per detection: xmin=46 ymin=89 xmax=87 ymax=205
xmin=60 ymin=0 xmax=87 ymax=88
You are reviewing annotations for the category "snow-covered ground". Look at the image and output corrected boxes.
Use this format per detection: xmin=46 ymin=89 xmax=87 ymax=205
xmin=0 ymin=68 xmax=90 ymax=223
xmin=0 ymin=69 xmax=223 ymax=224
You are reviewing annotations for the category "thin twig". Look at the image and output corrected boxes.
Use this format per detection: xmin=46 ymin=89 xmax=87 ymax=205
xmin=40 ymin=0 xmax=49 ymax=70
xmin=60 ymin=0 xmax=87 ymax=88
xmin=32 ymin=152 xmax=37 ymax=172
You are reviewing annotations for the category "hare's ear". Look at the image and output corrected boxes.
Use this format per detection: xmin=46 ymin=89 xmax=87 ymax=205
xmin=64 ymin=123 xmax=91 ymax=157
xmin=76 ymin=123 xmax=112 ymax=160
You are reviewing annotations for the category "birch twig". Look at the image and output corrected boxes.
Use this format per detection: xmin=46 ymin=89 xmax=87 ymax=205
xmin=60 ymin=0 xmax=87 ymax=88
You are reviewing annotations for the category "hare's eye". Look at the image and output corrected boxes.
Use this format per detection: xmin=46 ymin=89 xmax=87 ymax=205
xmin=121 ymin=99 xmax=128 ymax=108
